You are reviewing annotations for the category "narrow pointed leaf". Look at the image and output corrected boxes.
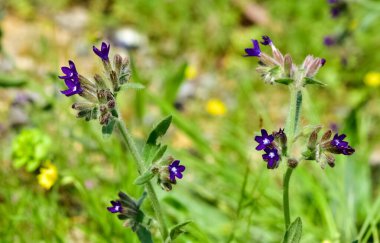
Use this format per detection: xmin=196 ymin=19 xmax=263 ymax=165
xmin=134 ymin=171 xmax=155 ymax=185
xmin=169 ymin=220 xmax=192 ymax=241
xmin=275 ymin=78 xmax=294 ymax=85
xmin=146 ymin=116 xmax=172 ymax=145
xmin=304 ymin=77 xmax=326 ymax=86
xmin=136 ymin=225 xmax=153 ymax=243
xmin=123 ymin=82 xmax=145 ymax=90
xmin=282 ymin=217 xmax=302 ymax=243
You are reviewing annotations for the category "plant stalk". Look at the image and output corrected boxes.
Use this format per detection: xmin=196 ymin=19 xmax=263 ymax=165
xmin=116 ymin=119 xmax=169 ymax=241
xmin=283 ymin=88 xmax=303 ymax=230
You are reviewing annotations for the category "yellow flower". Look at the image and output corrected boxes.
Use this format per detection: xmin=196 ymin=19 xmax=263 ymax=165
xmin=206 ymin=99 xmax=227 ymax=116
xmin=349 ymin=19 xmax=358 ymax=31
xmin=364 ymin=72 xmax=380 ymax=87
xmin=185 ymin=65 xmax=197 ymax=80
xmin=37 ymin=161 xmax=58 ymax=190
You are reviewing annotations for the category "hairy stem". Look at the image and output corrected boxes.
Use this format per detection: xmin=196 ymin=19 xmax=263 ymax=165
xmin=283 ymin=88 xmax=303 ymax=230
xmin=116 ymin=119 xmax=169 ymax=241
xmin=283 ymin=167 xmax=293 ymax=229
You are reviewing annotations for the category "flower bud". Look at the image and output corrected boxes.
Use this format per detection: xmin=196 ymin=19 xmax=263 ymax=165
xmin=79 ymin=75 xmax=97 ymax=91
xmin=107 ymin=100 xmax=116 ymax=109
xmin=321 ymin=130 xmax=332 ymax=142
xmin=271 ymin=45 xmax=284 ymax=65
xmin=326 ymin=153 xmax=335 ymax=167
xmin=72 ymin=102 xmax=95 ymax=111
xmin=79 ymin=89 xmax=98 ymax=103
xmin=110 ymin=71 xmax=119 ymax=92
xmin=100 ymin=112 xmax=111 ymax=125
xmin=113 ymin=54 xmax=123 ymax=75
xmin=308 ymin=127 xmax=321 ymax=150
xmin=94 ymin=74 xmax=107 ymax=89
xmin=287 ymin=158 xmax=298 ymax=168
xmin=284 ymin=54 xmax=293 ymax=78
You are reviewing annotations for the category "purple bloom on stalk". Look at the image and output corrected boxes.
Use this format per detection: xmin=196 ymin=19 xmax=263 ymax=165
xmin=260 ymin=36 xmax=272 ymax=46
xmin=168 ymin=160 xmax=185 ymax=182
xmin=321 ymin=58 xmax=326 ymax=66
xmin=59 ymin=60 xmax=83 ymax=96
xmin=262 ymin=147 xmax=280 ymax=169
xmin=244 ymin=40 xmax=261 ymax=57
xmin=93 ymin=42 xmax=111 ymax=61
xmin=107 ymin=200 xmax=122 ymax=213
xmin=255 ymin=129 xmax=274 ymax=151
xmin=324 ymin=36 xmax=336 ymax=46
xmin=328 ymin=0 xmax=339 ymax=4
xmin=330 ymin=133 xmax=355 ymax=155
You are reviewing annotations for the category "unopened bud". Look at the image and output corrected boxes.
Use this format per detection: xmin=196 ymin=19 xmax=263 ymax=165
xmin=94 ymin=74 xmax=107 ymax=89
xmin=284 ymin=54 xmax=293 ymax=78
xmin=79 ymin=89 xmax=98 ymax=103
xmin=271 ymin=45 xmax=284 ymax=65
xmin=114 ymin=54 xmax=122 ymax=75
xmin=79 ymin=75 xmax=97 ymax=91
xmin=287 ymin=158 xmax=298 ymax=168
xmin=99 ymin=112 xmax=111 ymax=125
xmin=321 ymin=130 xmax=332 ymax=142
xmin=308 ymin=128 xmax=321 ymax=150
xmin=107 ymin=100 xmax=115 ymax=109
xmin=110 ymin=71 xmax=119 ymax=91
xmin=326 ymin=154 xmax=335 ymax=167
xmin=72 ymin=102 xmax=94 ymax=111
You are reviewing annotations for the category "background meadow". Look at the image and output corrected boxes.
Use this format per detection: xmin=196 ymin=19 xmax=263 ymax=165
xmin=1 ymin=0 xmax=380 ymax=242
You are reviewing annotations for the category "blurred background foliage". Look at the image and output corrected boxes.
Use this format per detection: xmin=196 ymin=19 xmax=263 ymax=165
xmin=0 ymin=0 xmax=380 ymax=242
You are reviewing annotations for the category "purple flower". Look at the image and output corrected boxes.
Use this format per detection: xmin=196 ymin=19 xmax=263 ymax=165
xmin=262 ymin=147 xmax=280 ymax=169
xmin=93 ymin=42 xmax=110 ymax=61
xmin=328 ymin=0 xmax=339 ymax=4
xmin=330 ymin=133 xmax=355 ymax=155
xmin=260 ymin=36 xmax=272 ymax=46
xmin=168 ymin=160 xmax=185 ymax=182
xmin=330 ymin=6 xmax=341 ymax=17
xmin=321 ymin=58 xmax=326 ymax=66
xmin=255 ymin=129 xmax=274 ymax=151
xmin=244 ymin=39 xmax=261 ymax=57
xmin=59 ymin=60 xmax=83 ymax=96
xmin=107 ymin=200 xmax=123 ymax=213
xmin=324 ymin=36 xmax=336 ymax=46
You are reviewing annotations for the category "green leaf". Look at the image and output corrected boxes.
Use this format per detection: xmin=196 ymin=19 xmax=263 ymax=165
xmin=142 ymin=116 xmax=172 ymax=164
xmin=151 ymin=145 xmax=167 ymax=163
xmin=282 ymin=217 xmax=302 ymax=243
xmin=136 ymin=225 xmax=153 ymax=243
xmin=275 ymin=78 xmax=294 ymax=85
xmin=134 ymin=171 xmax=155 ymax=185
xmin=102 ymin=119 xmax=116 ymax=138
xmin=163 ymin=62 xmax=187 ymax=105
xmin=0 ymin=74 xmax=28 ymax=88
xmin=146 ymin=116 xmax=172 ymax=145
xmin=168 ymin=220 xmax=192 ymax=241
xmin=123 ymin=82 xmax=145 ymax=90
xmin=304 ymin=77 xmax=326 ymax=86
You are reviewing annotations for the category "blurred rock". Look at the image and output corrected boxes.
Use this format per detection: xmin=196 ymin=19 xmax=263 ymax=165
xmin=113 ymin=28 xmax=147 ymax=50
xmin=55 ymin=7 xmax=89 ymax=32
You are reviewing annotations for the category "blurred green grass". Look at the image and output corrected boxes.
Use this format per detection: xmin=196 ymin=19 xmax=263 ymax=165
xmin=1 ymin=0 xmax=380 ymax=242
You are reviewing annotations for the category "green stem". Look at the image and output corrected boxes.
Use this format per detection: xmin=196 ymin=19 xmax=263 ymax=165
xmin=283 ymin=167 xmax=293 ymax=229
xmin=283 ymin=88 xmax=303 ymax=230
xmin=116 ymin=119 xmax=169 ymax=241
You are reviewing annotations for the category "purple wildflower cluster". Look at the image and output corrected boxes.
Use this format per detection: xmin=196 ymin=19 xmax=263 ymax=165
xmin=59 ymin=42 xmax=111 ymax=97
xmin=255 ymin=129 xmax=285 ymax=169
xmin=328 ymin=0 xmax=347 ymax=18
xmin=168 ymin=160 xmax=186 ymax=182
xmin=328 ymin=133 xmax=355 ymax=155
xmin=244 ymin=36 xmax=326 ymax=86
xmin=304 ymin=128 xmax=355 ymax=168
xmin=107 ymin=192 xmax=147 ymax=231
xmin=59 ymin=61 xmax=82 ymax=96
xmin=58 ymin=41 xmax=131 ymax=125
